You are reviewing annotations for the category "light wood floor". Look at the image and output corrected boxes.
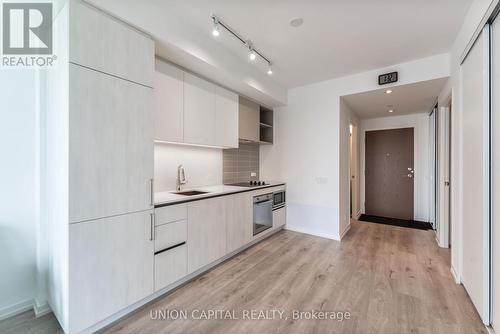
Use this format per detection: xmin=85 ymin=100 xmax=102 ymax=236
xmin=0 ymin=221 xmax=487 ymax=334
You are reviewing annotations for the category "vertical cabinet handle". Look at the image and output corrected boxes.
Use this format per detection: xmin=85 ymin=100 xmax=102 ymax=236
xmin=150 ymin=213 xmax=155 ymax=241
xmin=150 ymin=179 xmax=154 ymax=207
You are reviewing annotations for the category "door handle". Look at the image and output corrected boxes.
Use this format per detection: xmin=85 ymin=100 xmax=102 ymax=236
xmin=150 ymin=213 xmax=155 ymax=241
xmin=150 ymin=179 xmax=154 ymax=207
xmin=407 ymin=174 xmax=413 ymax=178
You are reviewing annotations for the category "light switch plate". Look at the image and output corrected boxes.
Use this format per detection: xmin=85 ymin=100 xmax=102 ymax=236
xmin=250 ymin=172 xmax=257 ymax=177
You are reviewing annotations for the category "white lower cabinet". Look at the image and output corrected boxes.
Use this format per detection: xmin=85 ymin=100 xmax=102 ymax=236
xmin=154 ymin=219 xmax=188 ymax=291
xmin=187 ymin=197 xmax=227 ymax=273
xmin=226 ymin=193 xmax=253 ymax=253
xmin=68 ymin=211 xmax=154 ymax=333
xmin=155 ymin=244 xmax=187 ymax=291
xmin=273 ymin=207 xmax=286 ymax=229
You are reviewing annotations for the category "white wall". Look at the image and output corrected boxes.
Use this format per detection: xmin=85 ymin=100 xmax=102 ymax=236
xmin=261 ymin=53 xmax=449 ymax=240
xmin=154 ymin=143 xmax=222 ymax=192
xmin=359 ymin=113 xmax=431 ymax=222
xmin=0 ymin=70 xmax=38 ymax=319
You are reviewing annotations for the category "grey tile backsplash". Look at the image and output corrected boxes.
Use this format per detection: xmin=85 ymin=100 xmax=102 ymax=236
xmin=223 ymin=143 xmax=260 ymax=184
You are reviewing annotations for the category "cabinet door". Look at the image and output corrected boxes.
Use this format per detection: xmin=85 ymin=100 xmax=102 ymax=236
xmin=215 ymin=87 xmax=239 ymax=148
xmin=226 ymin=193 xmax=253 ymax=253
xmin=69 ymin=64 xmax=153 ymax=223
xmin=69 ymin=211 xmax=154 ymax=333
xmin=239 ymin=97 xmax=260 ymax=142
xmin=187 ymin=197 xmax=226 ymax=273
xmin=273 ymin=208 xmax=286 ymax=229
xmin=154 ymin=60 xmax=184 ymax=143
xmin=69 ymin=1 xmax=154 ymax=87
xmin=184 ymin=73 xmax=216 ymax=146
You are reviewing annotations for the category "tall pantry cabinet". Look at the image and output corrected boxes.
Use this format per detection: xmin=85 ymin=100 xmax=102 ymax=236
xmin=43 ymin=1 xmax=155 ymax=333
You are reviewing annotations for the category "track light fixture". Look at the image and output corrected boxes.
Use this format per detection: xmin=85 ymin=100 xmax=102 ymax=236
xmin=211 ymin=15 xmax=274 ymax=75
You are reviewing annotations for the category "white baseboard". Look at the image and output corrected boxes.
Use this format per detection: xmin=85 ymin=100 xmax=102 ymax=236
xmin=34 ymin=299 xmax=51 ymax=318
xmin=285 ymin=226 xmax=340 ymax=241
xmin=450 ymin=265 xmax=460 ymax=284
xmin=339 ymin=223 xmax=351 ymax=240
xmin=354 ymin=211 xmax=362 ymax=220
xmin=0 ymin=299 xmax=35 ymax=321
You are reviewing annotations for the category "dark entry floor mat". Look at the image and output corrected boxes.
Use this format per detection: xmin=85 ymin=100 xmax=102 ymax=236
xmin=358 ymin=214 xmax=433 ymax=230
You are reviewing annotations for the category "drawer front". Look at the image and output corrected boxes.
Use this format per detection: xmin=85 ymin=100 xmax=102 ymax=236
xmin=155 ymin=204 xmax=187 ymax=226
xmin=155 ymin=220 xmax=187 ymax=252
xmin=155 ymin=244 xmax=187 ymax=291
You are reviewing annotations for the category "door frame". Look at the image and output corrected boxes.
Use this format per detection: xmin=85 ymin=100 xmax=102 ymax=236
xmin=436 ymin=104 xmax=451 ymax=249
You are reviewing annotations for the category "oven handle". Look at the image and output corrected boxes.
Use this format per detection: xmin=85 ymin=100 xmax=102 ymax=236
xmin=254 ymin=199 xmax=273 ymax=205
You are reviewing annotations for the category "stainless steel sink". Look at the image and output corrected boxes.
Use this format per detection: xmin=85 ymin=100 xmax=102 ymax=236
xmin=171 ymin=190 xmax=209 ymax=196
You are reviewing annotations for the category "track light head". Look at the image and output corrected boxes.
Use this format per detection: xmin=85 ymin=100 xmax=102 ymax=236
xmin=212 ymin=18 xmax=220 ymax=37
xmin=267 ymin=64 xmax=273 ymax=75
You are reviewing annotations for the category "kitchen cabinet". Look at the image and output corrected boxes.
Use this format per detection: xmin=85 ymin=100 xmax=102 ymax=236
xmin=226 ymin=193 xmax=253 ymax=253
xmin=273 ymin=207 xmax=286 ymax=229
xmin=69 ymin=1 xmax=154 ymax=87
xmin=184 ymin=73 xmax=216 ymax=146
xmin=155 ymin=203 xmax=187 ymax=226
xmin=155 ymin=220 xmax=187 ymax=252
xmin=215 ymin=87 xmax=239 ymax=148
xmin=153 ymin=59 xmax=238 ymax=148
xmin=187 ymin=197 xmax=227 ymax=273
xmin=155 ymin=244 xmax=187 ymax=291
xmin=69 ymin=64 xmax=154 ymax=223
xmin=154 ymin=60 xmax=184 ymax=143
xmin=69 ymin=211 xmax=154 ymax=333
xmin=239 ymin=97 xmax=260 ymax=142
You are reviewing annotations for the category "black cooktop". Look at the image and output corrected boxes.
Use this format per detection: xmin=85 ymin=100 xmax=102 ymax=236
xmin=228 ymin=181 xmax=269 ymax=187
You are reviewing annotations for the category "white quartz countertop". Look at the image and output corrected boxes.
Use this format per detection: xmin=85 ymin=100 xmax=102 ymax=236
xmin=154 ymin=182 xmax=285 ymax=207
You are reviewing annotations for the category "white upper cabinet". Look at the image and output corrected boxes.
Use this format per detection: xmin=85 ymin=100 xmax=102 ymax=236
xmin=69 ymin=64 xmax=153 ymax=223
xmin=183 ymin=73 xmax=217 ymax=146
xmin=69 ymin=1 xmax=154 ymax=87
xmin=215 ymin=86 xmax=239 ymax=148
xmin=153 ymin=60 xmax=239 ymax=148
xmin=154 ymin=60 xmax=184 ymax=143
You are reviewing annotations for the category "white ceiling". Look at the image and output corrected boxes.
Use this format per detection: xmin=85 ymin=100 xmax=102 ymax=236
xmin=88 ymin=0 xmax=471 ymax=105
xmin=342 ymin=77 xmax=448 ymax=119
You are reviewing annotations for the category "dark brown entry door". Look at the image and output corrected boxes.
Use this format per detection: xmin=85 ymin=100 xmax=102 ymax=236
xmin=365 ymin=128 xmax=414 ymax=220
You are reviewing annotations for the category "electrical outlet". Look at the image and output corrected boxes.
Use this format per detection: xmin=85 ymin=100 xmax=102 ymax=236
xmin=250 ymin=172 xmax=257 ymax=177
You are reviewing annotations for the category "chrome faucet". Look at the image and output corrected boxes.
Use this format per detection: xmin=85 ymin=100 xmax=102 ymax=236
xmin=176 ymin=165 xmax=187 ymax=191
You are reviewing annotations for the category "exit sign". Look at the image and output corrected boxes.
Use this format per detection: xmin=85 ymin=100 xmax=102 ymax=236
xmin=378 ymin=72 xmax=398 ymax=85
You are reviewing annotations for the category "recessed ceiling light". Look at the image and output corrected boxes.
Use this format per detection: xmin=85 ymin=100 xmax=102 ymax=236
xmin=385 ymin=89 xmax=393 ymax=94
xmin=290 ymin=18 xmax=304 ymax=28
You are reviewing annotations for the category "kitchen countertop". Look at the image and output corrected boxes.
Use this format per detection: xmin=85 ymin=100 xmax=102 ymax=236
xmin=154 ymin=182 xmax=285 ymax=207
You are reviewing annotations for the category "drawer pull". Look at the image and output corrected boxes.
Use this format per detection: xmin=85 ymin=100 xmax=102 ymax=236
xmin=154 ymin=242 xmax=186 ymax=255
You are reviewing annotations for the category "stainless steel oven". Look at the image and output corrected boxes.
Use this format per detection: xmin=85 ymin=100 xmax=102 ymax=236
xmin=253 ymin=193 xmax=273 ymax=236
xmin=273 ymin=190 xmax=286 ymax=210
